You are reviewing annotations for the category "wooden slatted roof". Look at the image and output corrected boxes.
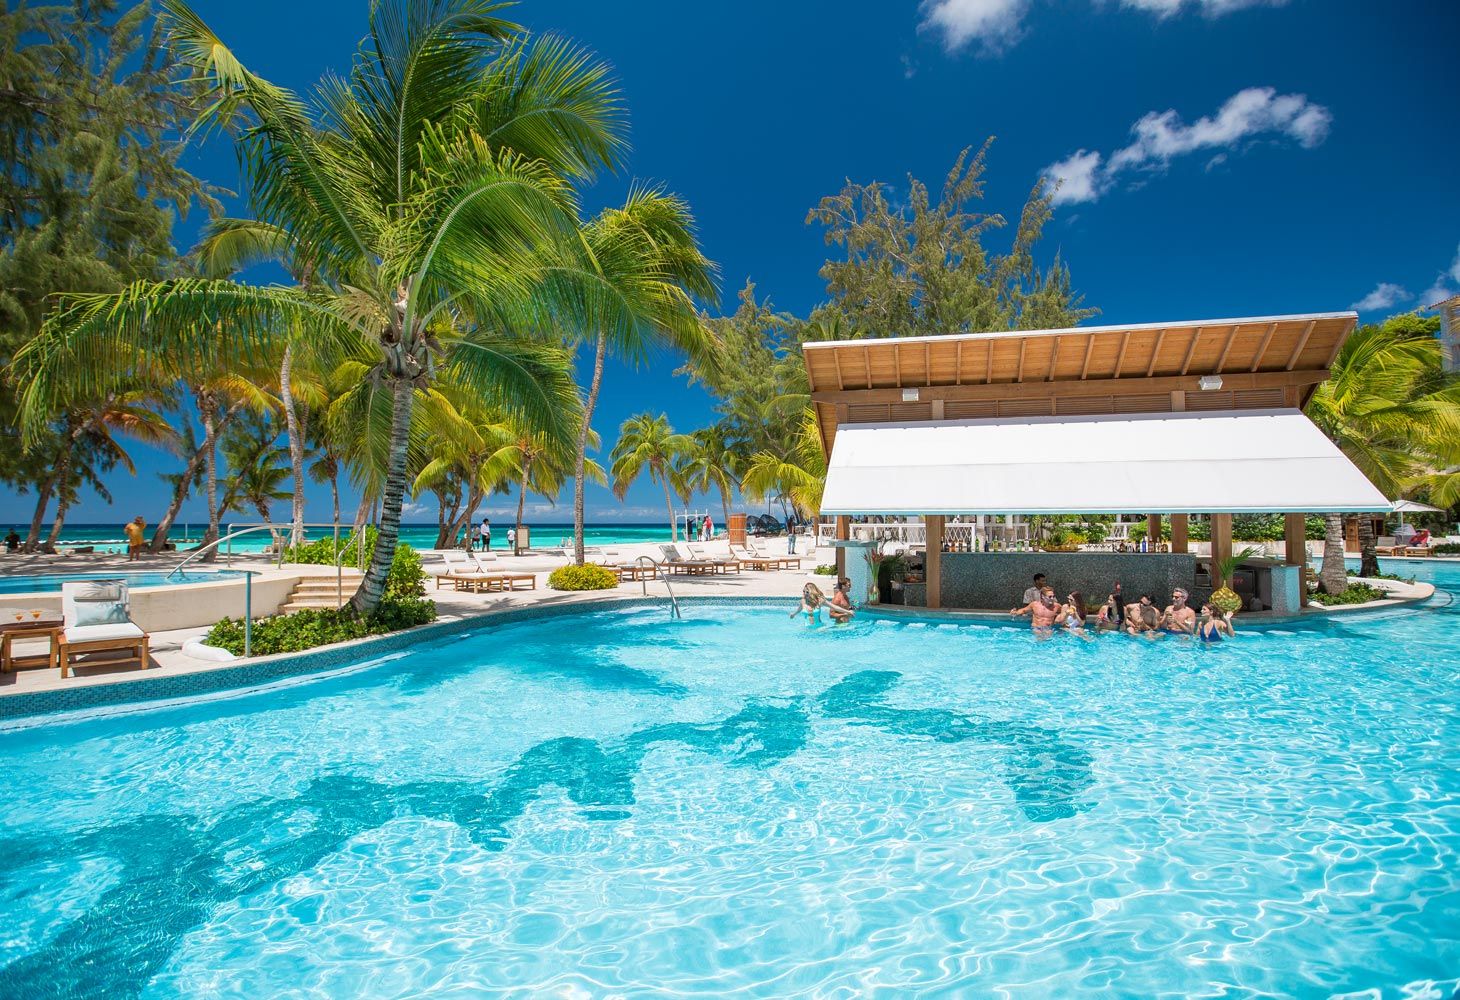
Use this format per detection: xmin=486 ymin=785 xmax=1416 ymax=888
xmin=804 ymin=312 xmax=1357 ymax=457
xmin=803 ymin=312 xmax=1354 ymax=393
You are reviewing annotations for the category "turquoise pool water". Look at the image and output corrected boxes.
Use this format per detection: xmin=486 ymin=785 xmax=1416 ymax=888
xmin=0 ymin=569 xmax=242 ymax=596
xmin=1 ymin=564 xmax=1458 ymax=998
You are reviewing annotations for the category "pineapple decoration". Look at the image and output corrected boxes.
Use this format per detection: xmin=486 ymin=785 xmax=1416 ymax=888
xmin=1209 ymin=546 xmax=1259 ymax=615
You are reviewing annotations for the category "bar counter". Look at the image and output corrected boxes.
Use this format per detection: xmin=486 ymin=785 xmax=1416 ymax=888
xmin=902 ymin=550 xmax=1198 ymax=610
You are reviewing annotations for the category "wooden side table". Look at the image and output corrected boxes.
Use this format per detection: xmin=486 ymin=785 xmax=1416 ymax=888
xmin=1 ymin=620 xmax=64 ymax=672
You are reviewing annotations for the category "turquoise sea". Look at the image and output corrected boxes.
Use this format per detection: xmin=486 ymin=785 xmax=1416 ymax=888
xmin=1 ymin=522 xmax=676 ymax=555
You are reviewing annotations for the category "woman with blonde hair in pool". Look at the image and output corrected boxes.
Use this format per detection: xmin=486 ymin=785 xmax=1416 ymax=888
xmin=792 ymin=582 xmax=827 ymax=623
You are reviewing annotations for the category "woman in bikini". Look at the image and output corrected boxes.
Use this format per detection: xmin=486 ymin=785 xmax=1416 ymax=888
xmin=792 ymin=582 xmax=827 ymax=624
xmin=1197 ymin=602 xmax=1235 ymax=642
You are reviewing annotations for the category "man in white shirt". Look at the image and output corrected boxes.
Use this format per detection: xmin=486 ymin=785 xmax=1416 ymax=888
xmin=1021 ymin=573 xmax=1047 ymax=606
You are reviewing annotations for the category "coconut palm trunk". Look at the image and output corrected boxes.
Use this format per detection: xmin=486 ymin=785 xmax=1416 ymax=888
xmin=21 ymin=479 xmax=53 ymax=553
xmin=150 ymin=445 xmax=207 ymax=553
xmin=351 ymin=380 xmax=414 ymax=615
xmin=200 ymin=394 xmax=221 ymax=564
xmin=661 ymin=475 xmax=677 ymax=543
xmin=1319 ymin=513 xmax=1348 ymax=594
xmin=42 ymin=465 xmax=74 ymax=552
xmin=515 ymin=452 xmax=533 ymax=555
xmin=280 ymin=344 xmax=306 ymax=546
xmin=573 ymin=332 xmax=607 ymax=566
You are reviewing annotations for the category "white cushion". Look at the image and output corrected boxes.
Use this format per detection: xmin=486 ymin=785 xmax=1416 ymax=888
xmin=65 ymin=621 xmax=144 ymax=643
xmin=72 ymin=599 xmax=129 ymax=627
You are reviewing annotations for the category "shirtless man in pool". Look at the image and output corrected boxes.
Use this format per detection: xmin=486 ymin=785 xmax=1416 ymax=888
xmin=1010 ymin=587 xmax=1062 ymax=631
xmin=1159 ymin=588 xmax=1197 ymax=635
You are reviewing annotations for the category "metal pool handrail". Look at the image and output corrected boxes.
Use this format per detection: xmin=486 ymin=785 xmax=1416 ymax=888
xmin=167 ymin=521 xmax=345 ymax=578
xmin=637 ymin=555 xmax=680 ymax=619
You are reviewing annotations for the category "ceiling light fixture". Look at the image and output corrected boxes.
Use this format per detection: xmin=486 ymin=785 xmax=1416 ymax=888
xmin=1198 ymin=375 xmax=1223 ymax=391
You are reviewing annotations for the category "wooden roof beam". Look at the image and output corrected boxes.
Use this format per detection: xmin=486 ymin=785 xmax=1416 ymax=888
xmin=863 ymin=343 xmax=872 ymax=386
xmin=955 ymin=340 xmax=963 ymax=385
xmin=1080 ymin=334 xmax=1095 ymax=380
xmin=1179 ymin=328 xmax=1203 ymax=375
xmin=1250 ymin=322 xmax=1278 ymax=372
xmin=1113 ymin=331 xmax=1131 ymax=379
xmin=1213 ymin=325 xmax=1239 ymax=373
xmin=924 ymin=342 xmax=932 ymax=385
xmin=1047 ymin=336 xmax=1060 ymax=381
xmin=985 ymin=342 xmax=993 ymax=383
xmin=1285 ymin=320 xmax=1316 ymax=370
xmin=1016 ymin=339 xmax=1027 ymax=381
xmin=1145 ymin=329 xmax=1167 ymax=377
xmin=832 ymin=348 xmax=845 ymax=391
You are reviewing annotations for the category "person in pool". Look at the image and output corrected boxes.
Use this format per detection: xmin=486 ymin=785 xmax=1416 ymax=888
xmin=791 ymin=582 xmax=827 ymax=624
xmin=1062 ymin=591 xmax=1089 ymax=632
xmin=1095 ymin=592 xmax=1125 ymax=631
xmin=1158 ymin=588 xmax=1197 ymax=635
xmin=1011 ymin=587 xmax=1062 ymax=631
xmin=1197 ymin=602 xmax=1235 ymax=642
xmin=828 ymin=578 xmax=855 ymax=622
xmin=1124 ymin=595 xmax=1159 ymax=636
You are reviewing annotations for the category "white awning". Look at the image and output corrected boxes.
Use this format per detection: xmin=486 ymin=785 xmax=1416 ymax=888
xmin=820 ymin=409 xmax=1389 ymax=515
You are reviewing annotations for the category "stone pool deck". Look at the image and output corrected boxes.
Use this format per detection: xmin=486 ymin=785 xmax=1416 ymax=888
xmin=0 ymin=537 xmax=822 ymax=700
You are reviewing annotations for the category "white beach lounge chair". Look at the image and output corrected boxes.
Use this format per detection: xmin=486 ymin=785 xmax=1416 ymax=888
xmin=59 ymin=580 xmax=149 ymax=678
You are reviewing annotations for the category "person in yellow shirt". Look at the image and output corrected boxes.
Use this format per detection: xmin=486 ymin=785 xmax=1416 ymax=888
xmin=124 ymin=516 xmax=146 ymax=561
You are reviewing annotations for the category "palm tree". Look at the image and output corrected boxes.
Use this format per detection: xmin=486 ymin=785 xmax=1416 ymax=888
xmin=1306 ymin=321 xmax=1460 ymax=591
xmin=740 ymin=407 xmax=828 ymax=519
xmin=676 ymin=426 xmax=740 ymax=525
xmin=500 ymin=419 xmax=605 ymax=555
xmin=14 ymin=0 xmax=624 ymax=615
xmin=609 ymin=413 xmax=690 ymax=541
xmin=551 ymin=191 xmax=717 ymax=565
xmin=412 ymin=392 xmax=520 ymax=549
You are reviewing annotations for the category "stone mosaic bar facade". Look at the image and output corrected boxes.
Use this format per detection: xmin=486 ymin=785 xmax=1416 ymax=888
xmin=904 ymin=552 xmax=1199 ymax=610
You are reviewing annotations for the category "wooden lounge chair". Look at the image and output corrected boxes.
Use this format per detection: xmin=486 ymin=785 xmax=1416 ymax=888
xmin=730 ymin=542 xmax=803 ymax=570
xmin=681 ymin=543 xmax=741 ymax=574
xmin=434 ymin=550 xmax=492 ymax=590
xmin=658 ymin=544 xmax=716 ymax=575
xmin=1373 ymin=535 xmax=1405 ymax=556
xmin=470 ymin=573 xmax=537 ymax=593
xmin=58 ymin=580 xmax=149 ymax=678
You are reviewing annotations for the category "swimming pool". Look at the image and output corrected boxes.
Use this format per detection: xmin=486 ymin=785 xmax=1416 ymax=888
xmin=2 ymin=563 xmax=1457 ymax=997
xmin=0 ymin=569 xmax=243 ymax=597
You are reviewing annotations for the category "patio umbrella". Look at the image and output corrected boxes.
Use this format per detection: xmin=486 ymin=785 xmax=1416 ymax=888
xmin=1391 ymin=499 xmax=1447 ymax=514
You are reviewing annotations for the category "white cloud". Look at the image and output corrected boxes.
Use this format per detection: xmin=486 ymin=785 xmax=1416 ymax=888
xmin=1416 ymin=242 xmax=1460 ymax=308
xmin=1118 ymin=0 xmax=1286 ymax=17
xmin=1044 ymin=87 xmax=1331 ymax=205
xmin=922 ymin=0 xmax=1283 ymax=53
xmin=1043 ymin=150 xmax=1105 ymax=204
xmin=919 ymin=0 xmax=1029 ymax=54
xmin=1350 ymin=282 xmax=1411 ymax=312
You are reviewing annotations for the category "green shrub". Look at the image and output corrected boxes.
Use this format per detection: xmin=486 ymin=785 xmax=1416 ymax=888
xmin=548 ymin=564 xmax=619 ymax=591
xmin=284 ymin=526 xmax=426 ymax=599
xmin=813 ymin=564 xmax=836 ymax=575
xmin=1311 ymin=582 xmax=1387 ymax=607
xmin=1433 ymin=542 xmax=1460 ymax=555
xmin=204 ymin=596 xmax=438 ymax=656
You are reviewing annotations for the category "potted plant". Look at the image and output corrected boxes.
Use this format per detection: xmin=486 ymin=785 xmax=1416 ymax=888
xmin=1210 ymin=546 xmax=1259 ymax=614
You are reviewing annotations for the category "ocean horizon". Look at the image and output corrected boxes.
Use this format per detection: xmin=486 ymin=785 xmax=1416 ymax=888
xmin=2 ymin=521 xmax=700 ymax=555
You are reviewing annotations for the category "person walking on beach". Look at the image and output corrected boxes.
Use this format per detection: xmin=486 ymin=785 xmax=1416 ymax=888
xmin=124 ymin=516 xmax=146 ymax=561
xmin=479 ymin=517 xmax=491 ymax=551
xmin=786 ymin=511 xmax=797 ymax=553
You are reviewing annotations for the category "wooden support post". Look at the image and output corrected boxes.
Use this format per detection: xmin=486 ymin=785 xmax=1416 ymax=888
xmin=1170 ymin=514 xmax=1189 ymax=554
xmin=1147 ymin=513 xmax=1162 ymax=548
xmin=1284 ymin=512 xmax=1307 ymax=566
xmin=925 ymin=515 xmax=944 ymax=609
xmin=1211 ymin=513 xmax=1233 ymax=573
xmin=834 ymin=515 xmax=850 ymax=578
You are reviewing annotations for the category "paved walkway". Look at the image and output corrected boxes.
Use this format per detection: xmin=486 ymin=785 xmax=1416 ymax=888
xmin=0 ymin=537 xmax=826 ymax=697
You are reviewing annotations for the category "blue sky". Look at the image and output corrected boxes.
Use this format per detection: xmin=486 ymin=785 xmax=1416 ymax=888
xmin=7 ymin=0 xmax=1458 ymax=527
